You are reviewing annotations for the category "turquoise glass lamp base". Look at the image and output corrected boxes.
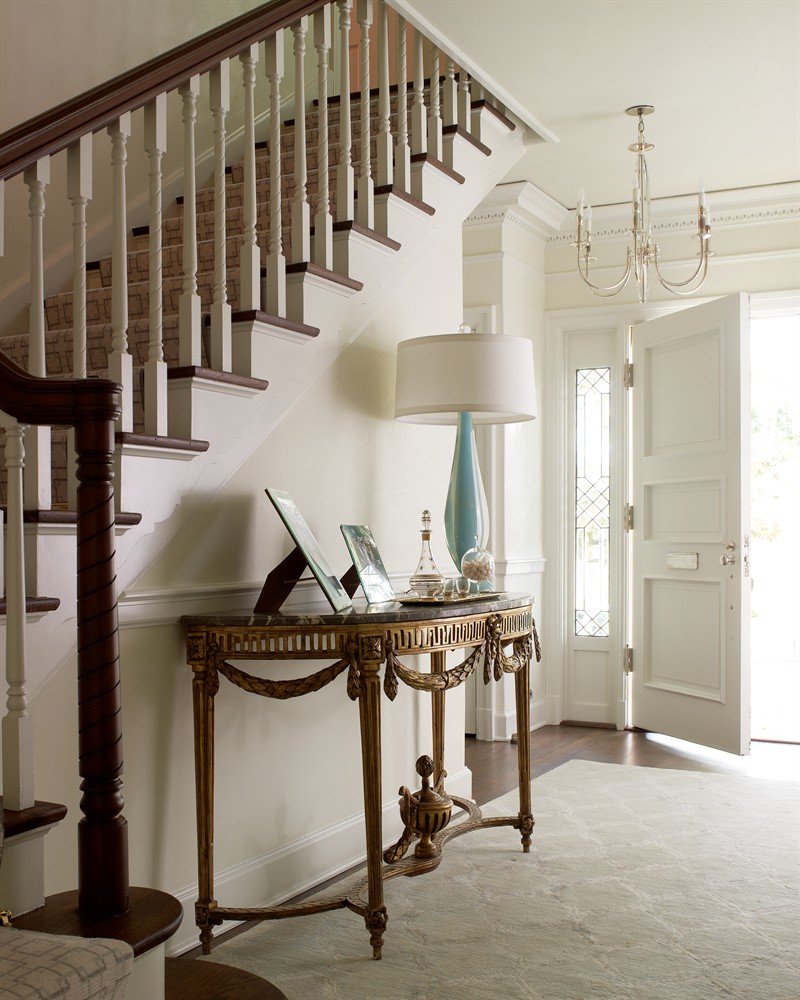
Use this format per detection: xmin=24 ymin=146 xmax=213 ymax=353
xmin=444 ymin=412 xmax=489 ymax=572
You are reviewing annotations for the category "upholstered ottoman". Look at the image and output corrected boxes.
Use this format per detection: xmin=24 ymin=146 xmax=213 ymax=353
xmin=0 ymin=927 xmax=133 ymax=1000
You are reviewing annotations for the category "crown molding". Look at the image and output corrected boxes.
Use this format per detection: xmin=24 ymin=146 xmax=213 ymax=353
xmin=549 ymin=181 xmax=800 ymax=245
xmin=465 ymin=180 xmax=567 ymax=249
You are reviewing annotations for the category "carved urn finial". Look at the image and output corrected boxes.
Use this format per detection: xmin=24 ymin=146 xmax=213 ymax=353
xmin=410 ymin=754 xmax=452 ymax=858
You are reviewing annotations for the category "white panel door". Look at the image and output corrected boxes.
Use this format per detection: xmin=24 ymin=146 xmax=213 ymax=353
xmin=631 ymin=295 xmax=751 ymax=754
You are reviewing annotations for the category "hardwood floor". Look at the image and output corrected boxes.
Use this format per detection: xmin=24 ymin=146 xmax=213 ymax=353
xmin=466 ymin=723 xmax=800 ymax=805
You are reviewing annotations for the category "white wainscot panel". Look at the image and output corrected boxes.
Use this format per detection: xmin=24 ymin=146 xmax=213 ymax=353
xmin=644 ymin=577 xmax=724 ymax=701
xmin=569 ymin=647 xmax=611 ymax=722
xmin=644 ymin=478 xmax=724 ymax=542
xmin=646 ymin=332 xmax=722 ymax=456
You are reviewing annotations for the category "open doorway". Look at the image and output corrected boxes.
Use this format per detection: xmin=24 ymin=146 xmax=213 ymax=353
xmin=750 ymin=314 xmax=800 ymax=743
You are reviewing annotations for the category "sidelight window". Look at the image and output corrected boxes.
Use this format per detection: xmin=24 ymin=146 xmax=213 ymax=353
xmin=575 ymin=367 xmax=611 ymax=637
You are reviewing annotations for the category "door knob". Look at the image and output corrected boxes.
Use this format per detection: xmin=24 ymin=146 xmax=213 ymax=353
xmin=719 ymin=542 xmax=736 ymax=566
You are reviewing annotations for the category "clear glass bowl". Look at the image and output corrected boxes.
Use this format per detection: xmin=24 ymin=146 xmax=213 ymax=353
xmin=460 ymin=542 xmax=494 ymax=587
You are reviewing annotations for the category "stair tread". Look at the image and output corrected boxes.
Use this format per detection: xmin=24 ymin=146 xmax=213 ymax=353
xmin=116 ymin=432 xmax=210 ymax=453
xmin=373 ymin=184 xmax=436 ymax=216
xmin=472 ymin=98 xmax=516 ymax=131
xmin=231 ymin=310 xmax=319 ymax=340
xmin=0 ymin=798 xmax=67 ymax=837
xmin=12 ymin=887 xmax=183 ymax=958
xmin=10 ymin=510 xmax=142 ymax=526
xmin=0 ymin=596 xmax=60 ymax=615
xmin=166 ymin=366 xmax=269 ymax=391
xmin=165 ymin=957 xmax=287 ymax=1000
xmin=409 ymin=152 xmax=466 ymax=184
xmin=285 ymin=261 xmax=363 ymax=292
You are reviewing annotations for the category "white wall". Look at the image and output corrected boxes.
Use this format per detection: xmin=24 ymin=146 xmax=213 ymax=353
xmin=28 ymin=227 xmax=472 ymax=953
xmin=0 ymin=0 xmax=265 ymax=132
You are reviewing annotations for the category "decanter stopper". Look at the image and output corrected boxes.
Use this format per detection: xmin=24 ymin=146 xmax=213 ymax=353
xmin=409 ymin=510 xmax=445 ymax=597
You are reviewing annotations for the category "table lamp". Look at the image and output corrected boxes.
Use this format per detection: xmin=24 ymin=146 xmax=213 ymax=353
xmin=394 ymin=328 xmax=537 ymax=573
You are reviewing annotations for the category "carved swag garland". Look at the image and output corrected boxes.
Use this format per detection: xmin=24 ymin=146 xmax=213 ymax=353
xmin=201 ymin=615 xmax=541 ymax=706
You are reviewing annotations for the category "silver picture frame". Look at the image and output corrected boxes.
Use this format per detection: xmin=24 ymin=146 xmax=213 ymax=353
xmin=340 ymin=524 xmax=395 ymax=604
xmin=265 ymin=488 xmax=352 ymax=612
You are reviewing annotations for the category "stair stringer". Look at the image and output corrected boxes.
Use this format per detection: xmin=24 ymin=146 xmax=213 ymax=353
xmin=13 ymin=112 xmax=532 ymax=703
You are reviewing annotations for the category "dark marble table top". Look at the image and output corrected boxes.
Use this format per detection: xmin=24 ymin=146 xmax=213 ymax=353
xmin=182 ymin=592 xmax=533 ymax=630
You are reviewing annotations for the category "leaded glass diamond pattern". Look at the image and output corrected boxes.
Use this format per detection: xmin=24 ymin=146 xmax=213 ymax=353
xmin=575 ymin=368 xmax=610 ymax=637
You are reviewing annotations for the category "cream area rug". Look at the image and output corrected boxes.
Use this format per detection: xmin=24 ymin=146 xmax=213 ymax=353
xmin=203 ymin=761 xmax=800 ymax=1000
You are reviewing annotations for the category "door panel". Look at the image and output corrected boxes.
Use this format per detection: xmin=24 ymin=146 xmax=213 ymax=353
xmin=631 ymin=294 xmax=750 ymax=754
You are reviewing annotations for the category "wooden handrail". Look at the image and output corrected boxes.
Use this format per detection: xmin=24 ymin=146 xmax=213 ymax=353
xmin=0 ymin=0 xmax=322 ymax=181
xmin=0 ymin=351 xmax=120 ymax=426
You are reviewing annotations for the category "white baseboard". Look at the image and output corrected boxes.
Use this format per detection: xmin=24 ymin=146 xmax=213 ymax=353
xmin=532 ymin=696 xmax=547 ymax=730
xmin=167 ymin=766 xmax=473 ymax=956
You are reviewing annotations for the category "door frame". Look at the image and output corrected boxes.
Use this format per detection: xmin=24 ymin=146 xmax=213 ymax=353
xmin=545 ymin=291 xmax=799 ymax=731
xmin=544 ymin=301 xmax=707 ymax=729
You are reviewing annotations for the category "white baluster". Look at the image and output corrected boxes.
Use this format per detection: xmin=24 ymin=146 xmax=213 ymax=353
xmin=427 ymin=45 xmax=442 ymax=160
xmin=376 ymin=0 xmax=392 ymax=188
xmin=239 ymin=44 xmax=261 ymax=311
xmin=394 ymin=15 xmax=410 ymax=191
xmin=336 ymin=0 xmax=354 ymax=221
xmin=443 ymin=57 xmax=457 ymax=128
xmin=143 ymin=94 xmax=168 ymax=435
xmin=265 ymin=32 xmax=286 ymax=317
xmin=21 ymin=158 xmax=52 ymax=510
xmin=107 ymin=115 xmax=133 ymax=433
xmin=178 ymin=78 xmax=201 ymax=368
xmin=66 ymin=136 xmax=92 ymax=509
xmin=458 ymin=69 xmax=472 ymax=135
xmin=291 ymin=17 xmax=311 ymax=262
xmin=1 ymin=415 xmax=34 ymax=811
xmin=209 ymin=61 xmax=231 ymax=371
xmin=67 ymin=136 xmax=92 ymax=379
xmin=23 ymin=158 xmax=49 ymax=379
xmin=411 ymin=29 xmax=427 ymax=155
xmin=355 ymin=0 xmax=374 ymax=228
xmin=313 ymin=7 xmax=333 ymax=268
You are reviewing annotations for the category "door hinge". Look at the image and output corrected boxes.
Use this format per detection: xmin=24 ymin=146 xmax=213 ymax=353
xmin=623 ymin=646 xmax=633 ymax=673
xmin=624 ymin=504 xmax=634 ymax=531
xmin=623 ymin=362 xmax=633 ymax=389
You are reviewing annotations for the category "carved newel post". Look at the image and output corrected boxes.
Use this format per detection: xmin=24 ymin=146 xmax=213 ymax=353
xmin=74 ymin=391 xmax=129 ymax=918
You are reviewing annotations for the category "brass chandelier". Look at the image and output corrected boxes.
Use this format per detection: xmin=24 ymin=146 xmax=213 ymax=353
xmin=574 ymin=105 xmax=712 ymax=302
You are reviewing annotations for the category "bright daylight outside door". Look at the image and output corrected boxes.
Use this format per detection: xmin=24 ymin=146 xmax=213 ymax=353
xmin=630 ymin=294 xmax=750 ymax=755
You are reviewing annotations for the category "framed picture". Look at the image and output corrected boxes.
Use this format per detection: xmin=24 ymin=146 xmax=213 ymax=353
xmin=340 ymin=524 xmax=395 ymax=604
xmin=265 ymin=488 xmax=352 ymax=613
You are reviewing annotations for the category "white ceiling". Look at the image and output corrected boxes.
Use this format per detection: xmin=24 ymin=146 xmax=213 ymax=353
xmin=403 ymin=0 xmax=800 ymax=213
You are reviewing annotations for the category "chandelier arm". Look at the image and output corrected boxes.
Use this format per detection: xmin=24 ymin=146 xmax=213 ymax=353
xmin=576 ymin=244 xmax=633 ymax=297
xmin=653 ymin=244 xmax=710 ymax=294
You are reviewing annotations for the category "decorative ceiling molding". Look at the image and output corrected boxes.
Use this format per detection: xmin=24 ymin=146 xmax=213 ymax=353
xmin=465 ymin=180 xmax=566 ymax=249
xmin=464 ymin=207 xmax=551 ymax=249
xmin=469 ymin=180 xmax=799 ymax=249
xmin=548 ymin=181 xmax=800 ymax=246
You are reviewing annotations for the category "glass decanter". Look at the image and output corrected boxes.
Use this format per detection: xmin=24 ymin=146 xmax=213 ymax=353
xmin=408 ymin=510 xmax=446 ymax=597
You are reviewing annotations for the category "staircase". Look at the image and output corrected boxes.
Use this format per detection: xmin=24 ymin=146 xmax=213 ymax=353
xmin=0 ymin=0 xmax=542 ymax=995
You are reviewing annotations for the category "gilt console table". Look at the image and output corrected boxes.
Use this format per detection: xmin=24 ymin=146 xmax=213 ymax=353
xmin=183 ymin=593 xmax=540 ymax=960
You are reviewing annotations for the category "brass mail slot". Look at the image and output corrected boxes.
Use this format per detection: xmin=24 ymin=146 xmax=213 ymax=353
xmin=667 ymin=552 xmax=699 ymax=570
